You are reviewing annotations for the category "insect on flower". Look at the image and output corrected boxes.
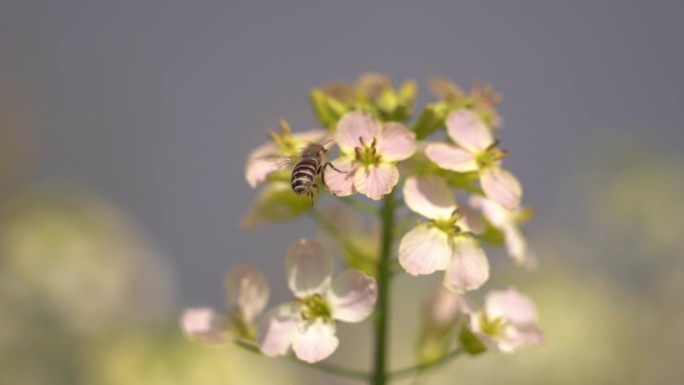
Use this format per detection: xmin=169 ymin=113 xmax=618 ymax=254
xmin=290 ymin=141 xmax=344 ymax=203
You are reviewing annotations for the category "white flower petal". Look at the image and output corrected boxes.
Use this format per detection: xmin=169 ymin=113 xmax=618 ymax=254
xmin=485 ymin=288 xmax=537 ymax=324
xmin=323 ymin=158 xmax=357 ymax=197
xmin=457 ymin=205 xmax=485 ymax=235
xmin=425 ymin=143 xmax=478 ymax=172
xmin=328 ymin=269 xmax=377 ymax=323
xmin=292 ymin=320 xmax=339 ymax=363
xmin=257 ymin=304 xmax=299 ymax=357
xmin=503 ymin=226 xmax=529 ymax=266
xmin=225 ymin=265 xmax=270 ymax=323
xmin=424 ymin=286 xmax=471 ymax=330
xmin=353 ymin=164 xmax=399 ymax=201
xmin=398 ymin=224 xmax=451 ymax=275
xmin=443 ymin=237 xmax=489 ymax=292
xmin=445 ymin=109 xmax=494 ymax=152
xmin=403 ymin=175 xmax=456 ymax=220
xmin=468 ymin=195 xmax=510 ymax=228
xmin=481 ymin=167 xmax=522 ymax=210
xmin=335 ymin=112 xmax=381 ymax=151
xmin=286 ymin=239 xmax=333 ymax=298
xmin=181 ymin=308 xmax=229 ymax=344
xmin=245 ymin=141 xmax=280 ymax=188
xmin=497 ymin=324 xmax=544 ymax=353
xmin=378 ymin=122 xmax=416 ymax=161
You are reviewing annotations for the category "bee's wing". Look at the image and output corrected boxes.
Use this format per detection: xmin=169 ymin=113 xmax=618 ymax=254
xmin=256 ymin=154 xmax=299 ymax=170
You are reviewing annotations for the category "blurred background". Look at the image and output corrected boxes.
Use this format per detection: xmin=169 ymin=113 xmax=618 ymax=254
xmin=1 ymin=1 xmax=682 ymax=384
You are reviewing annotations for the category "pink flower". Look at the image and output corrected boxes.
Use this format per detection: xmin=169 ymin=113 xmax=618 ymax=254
xmin=398 ymin=175 xmax=489 ymax=293
xmin=324 ymin=112 xmax=416 ymax=200
xmin=425 ymin=110 xmax=522 ymax=209
xmin=181 ymin=265 xmax=270 ymax=343
xmin=245 ymin=120 xmax=328 ymax=189
xmin=469 ymin=195 xmax=536 ymax=268
xmin=470 ymin=288 xmax=543 ymax=353
xmin=257 ymin=239 xmax=377 ymax=363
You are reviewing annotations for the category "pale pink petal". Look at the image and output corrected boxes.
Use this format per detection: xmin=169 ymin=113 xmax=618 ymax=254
xmin=423 ymin=286 xmax=471 ymax=330
xmin=425 ymin=143 xmax=478 ymax=173
xmin=323 ymin=158 xmax=358 ymax=197
xmin=327 ymin=269 xmax=377 ymax=323
xmin=378 ymin=122 xmax=416 ymax=161
xmin=245 ymin=141 xmax=280 ymax=188
xmin=468 ymin=195 xmax=510 ymax=228
xmin=292 ymin=320 xmax=339 ymax=363
xmin=181 ymin=308 xmax=229 ymax=344
xmin=353 ymin=164 xmax=399 ymax=200
xmin=457 ymin=206 xmax=485 ymax=235
xmin=445 ymin=109 xmax=494 ymax=152
xmin=294 ymin=129 xmax=330 ymax=146
xmin=335 ymin=112 xmax=381 ymax=151
xmin=497 ymin=324 xmax=544 ymax=353
xmin=403 ymin=175 xmax=456 ymax=220
xmin=443 ymin=238 xmax=489 ymax=292
xmin=257 ymin=304 xmax=299 ymax=357
xmin=398 ymin=224 xmax=451 ymax=275
xmin=225 ymin=265 xmax=270 ymax=323
xmin=485 ymin=288 xmax=537 ymax=324
xmin=481 ymin=167 xmax=522 ymax=210
xmin=503 ymin=226 xmax=529 ymax=266
xmin=286 ymin=239 xmax=333 ymax=298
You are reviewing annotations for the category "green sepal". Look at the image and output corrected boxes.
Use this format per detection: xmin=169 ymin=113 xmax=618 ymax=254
xmin=411 ymin=103 xmax=447 ymax=140
xmin=310 ymin=88 xmax=336 ymax=128
xmin=459 ymin=325 xmax=486 ymax=355
xmin=443 ymin=171 xmax=480 ymax=192
xmin=479 ymin=222 xmax=505 ymax=245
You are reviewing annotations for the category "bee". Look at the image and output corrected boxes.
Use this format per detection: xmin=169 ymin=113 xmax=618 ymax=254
xmin=289 ymin=140 xmax=343 ymax=204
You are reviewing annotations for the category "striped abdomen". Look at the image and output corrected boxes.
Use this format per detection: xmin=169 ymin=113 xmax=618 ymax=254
xmin=291 ymin=157 xmax=321 ymax=195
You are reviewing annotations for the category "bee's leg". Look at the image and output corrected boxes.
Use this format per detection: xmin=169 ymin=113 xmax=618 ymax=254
xmin=310 ymin=184 xmax=319 ymax=206
xmin=320 ymin=164 xmax=337 ymax=195
xmin=324 ymin=162 xmax=345 ymax=174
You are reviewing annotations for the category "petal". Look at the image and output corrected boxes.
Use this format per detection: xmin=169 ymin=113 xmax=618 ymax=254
xmin=443 ymin=237 xmax=489 ymax=292
xmin=445 ymin=109 xmax=494 ymax=152
xmin=468 ymin=195 xmax=511 ymax=228
xmin=353 ymin=164 xmax=399 ymax=201
xmin=485 ymin=288 xmax=537 ymax=325
xmin=323 ymin=158 xmax=357 ymax=197
xmin=292 ymin=320 xmax=339 ymax=363
xmin=286 ymin=239 xmax=333 ymax=298
xmin=225 ymin=265 xmax=270 ymax=323
xmin=423 ymin=286 xmax=471 ymax=330
xmin=503 ymin=226 xmax=529 ymax=266
xmin=257 ymin=304 xmax=299 ymax=357
xmin=398 ymin=224 xmax=451 ymax=275
xmin=335 ymin=112 xmax=381 ymax=151
xmin=378 ymin=122 xmax=416 ymax=161
xmin=457 ymin=205 xmax=485 ymax=235
xmin=425 ymin=143 xmax=478 ymax=172
xmin=180 ymin=308 xmax=229 ymax=344
xmin=481 ymin=167 xmax=522 ymax=210
xmin=403 ymin=175 xmax=456 ymax=220
xmin=497 ymin=324 xmax=544 ymax=353
xmin=327 ymin=269 xmax=377 ymax=323
xmin=245 ymin=141 xmax=280 ymax=188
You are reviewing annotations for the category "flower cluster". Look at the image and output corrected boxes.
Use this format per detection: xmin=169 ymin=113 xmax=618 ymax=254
xmin=184 ymin=74 xmax=542 ymax=380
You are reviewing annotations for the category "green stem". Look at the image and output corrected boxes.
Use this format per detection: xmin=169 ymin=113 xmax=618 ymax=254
xmin=372 ymin=191 xmax=396 ymax=385
xmin=388 ymin=349 xmax=463 ymax=380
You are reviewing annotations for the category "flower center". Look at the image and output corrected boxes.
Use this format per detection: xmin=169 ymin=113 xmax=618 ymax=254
xmin=267 ymin=120 xmax=300 ymax=156
xmin=480 ymin=316 xmax=506 ymax=338
xmin=299 ymin=294 xmax=333 ymax=321
xmin=431 ymin=209 xmax=468 ymax=237
xmin=354 ymin=137 xmax=382 ymax=166
xmin=475 ymin=141 xmax=507 ymax=170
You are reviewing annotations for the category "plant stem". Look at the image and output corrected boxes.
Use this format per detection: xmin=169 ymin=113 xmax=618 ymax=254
xmin=372 ymin=191 xmax=396 ymax=385
xmin=388 ymin=348 xmax=463 ymax=380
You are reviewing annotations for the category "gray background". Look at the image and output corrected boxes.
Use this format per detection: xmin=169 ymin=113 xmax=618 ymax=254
xmin=1 ymin=0 xmax=682 ymax=308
